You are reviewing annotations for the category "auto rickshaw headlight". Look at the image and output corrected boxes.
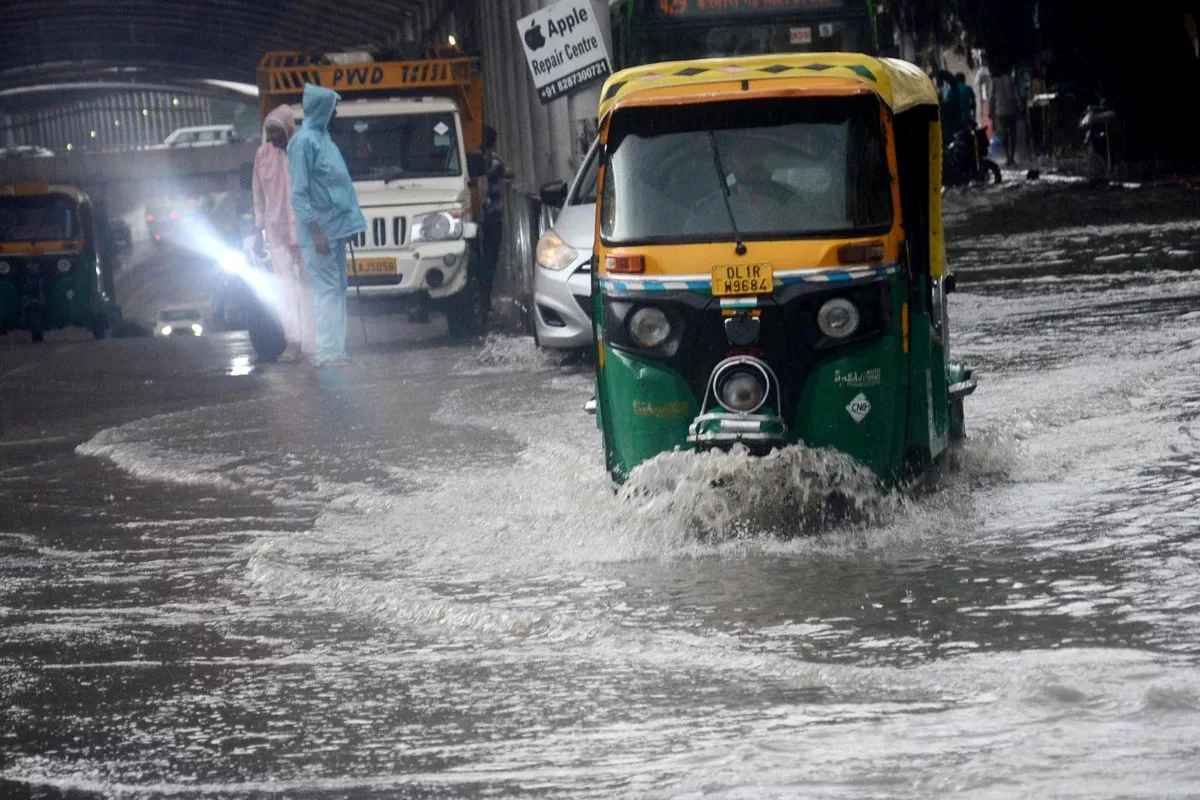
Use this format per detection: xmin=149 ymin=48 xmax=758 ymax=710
xmin=628 ymin=306 xmax=671 ymax=349
xmin=717 ymin=369 xmax=767 ymax=413
xmin=56 ymin=258 xmax=71 ymax=273
xmin=0 ymin=261 xmax=9 ymax=275
xmin=817 ymin=298 xmax=861 ymax=339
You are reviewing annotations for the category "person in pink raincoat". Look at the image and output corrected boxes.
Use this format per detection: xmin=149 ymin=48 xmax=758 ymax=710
xmin=252 ymin=104 xmax=313 ymax=361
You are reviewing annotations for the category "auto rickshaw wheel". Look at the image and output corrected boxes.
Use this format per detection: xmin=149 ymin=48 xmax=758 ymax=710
xmin=28 ymin=310 xmax=45 ymax=343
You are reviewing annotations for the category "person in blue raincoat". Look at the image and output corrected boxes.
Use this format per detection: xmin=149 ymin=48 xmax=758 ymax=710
xmin=288 ymin=84 xmax=367 ymax=367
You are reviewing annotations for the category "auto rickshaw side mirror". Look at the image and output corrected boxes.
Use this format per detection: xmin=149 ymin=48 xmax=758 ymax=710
xmin=944 ymin=274 xmax=958 ymax=293
xmin=467 ymin=151 xmax=487 ymax=180
xmin=539 ymin=180 xmax=569 ymax=209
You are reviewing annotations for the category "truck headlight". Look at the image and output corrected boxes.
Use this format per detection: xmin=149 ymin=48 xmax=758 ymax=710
xmin=410 ymin=211 xmax=463 ymax=243
xmin=536 ymin=230 xmax=578 ymax=271
xmin=57 ymin=258 xmax=72 ymax=273
xmin=0 ymin=261 xmax=10 ymax=275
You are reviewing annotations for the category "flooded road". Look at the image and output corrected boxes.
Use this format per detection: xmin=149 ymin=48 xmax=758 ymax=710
xmin=3 ymin=181 xmax=1200 ymax=798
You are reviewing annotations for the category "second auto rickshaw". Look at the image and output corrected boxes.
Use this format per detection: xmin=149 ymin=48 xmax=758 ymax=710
xmin=0 ymin=182 xmax=114 ymax=342
xmin=591 ymin=53 xmax=976 ymax=485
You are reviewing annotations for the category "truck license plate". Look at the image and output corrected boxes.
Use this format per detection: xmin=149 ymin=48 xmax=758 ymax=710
xmin=352 ymin=257 xmax=398 ymax=276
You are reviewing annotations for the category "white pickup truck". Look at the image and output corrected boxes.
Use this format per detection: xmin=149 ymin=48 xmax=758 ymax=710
xmin=298 ymin=95 xmax=485 ymax=337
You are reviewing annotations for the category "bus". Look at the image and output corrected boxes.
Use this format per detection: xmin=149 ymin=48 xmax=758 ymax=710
xmin=611 ymin=0 xmax=891 ymax=67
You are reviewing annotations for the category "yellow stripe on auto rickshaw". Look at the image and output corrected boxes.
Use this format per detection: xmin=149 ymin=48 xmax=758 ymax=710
xmin=599 ymin=262 xmax=899 ymax=296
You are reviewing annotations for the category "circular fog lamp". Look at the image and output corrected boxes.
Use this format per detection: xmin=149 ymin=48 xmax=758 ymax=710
xmin=628 ymin=307 xmax=671 ymax=349
xmin=0 ymin=261 xmax=10 ymax=275
xmin=817 ymin=298 xmax=861 ymax=339
xmin=56 ymin=258 xmax=71 ymax=273
xmin=717 ymin=369 xmax=766 ymax=413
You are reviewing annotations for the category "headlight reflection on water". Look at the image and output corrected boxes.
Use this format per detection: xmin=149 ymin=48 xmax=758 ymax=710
xmin=228 ymin=355 xmax=253 ymax=376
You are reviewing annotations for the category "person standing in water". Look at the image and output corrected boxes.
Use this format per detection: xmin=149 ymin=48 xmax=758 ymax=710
xmin=252 ymin=103 xmax=313 ymax=361
xmin=288 ymin=84 xmax=366 ymax=367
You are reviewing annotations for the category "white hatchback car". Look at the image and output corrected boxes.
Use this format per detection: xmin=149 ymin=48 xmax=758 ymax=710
xmin=155 ymin=305 xmax=206 ymax=337
xmin=532 ymin=143 xmax=598 ymax=350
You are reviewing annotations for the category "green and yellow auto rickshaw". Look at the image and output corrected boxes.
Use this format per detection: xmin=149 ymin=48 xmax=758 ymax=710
xmin=591 ymin=53 xmax=976 ymax=485
xmin=0 ymin=182 xmax=114 ymax=342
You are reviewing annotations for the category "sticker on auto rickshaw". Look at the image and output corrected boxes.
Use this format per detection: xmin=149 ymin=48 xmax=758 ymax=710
xmin=711 ymin=263 xmax=773 ymax=296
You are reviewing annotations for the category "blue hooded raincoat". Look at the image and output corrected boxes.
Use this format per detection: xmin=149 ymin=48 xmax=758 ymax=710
xmin=288 ymin=84 xmax=367 ymax=364
xmin=288 ymin=84 xmax=367 ymax=243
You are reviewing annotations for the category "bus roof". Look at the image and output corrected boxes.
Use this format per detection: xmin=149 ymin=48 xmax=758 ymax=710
xmin=599 ymin=53 xmax=938 ymax=119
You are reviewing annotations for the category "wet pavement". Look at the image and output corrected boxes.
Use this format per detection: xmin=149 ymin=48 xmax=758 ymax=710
xmin=3 ymin=179 xmax=1200 ymax=798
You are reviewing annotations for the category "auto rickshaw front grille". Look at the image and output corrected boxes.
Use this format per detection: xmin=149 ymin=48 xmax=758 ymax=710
xmin=604 ymin=278 xmax=892 ymax=424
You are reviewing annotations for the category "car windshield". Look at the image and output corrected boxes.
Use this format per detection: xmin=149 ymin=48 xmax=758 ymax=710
xmin=0 ymin=194 xmax=80 ymax=243
xmin=600 ymin=95 xmax=892 ymax=245
xmin=573 ymin=146 xmax=599 ymax=205
xmin=329 ymin=112 xmax=461 ymax=181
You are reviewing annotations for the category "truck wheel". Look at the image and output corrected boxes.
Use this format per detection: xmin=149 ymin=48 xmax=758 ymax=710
xmin=31 ymin=326 xmax=44 ymax=343
xmin=91 ymin=313 xmax=108 ymax=340
xmin=445 ymin=248 xmax=488 ymax=339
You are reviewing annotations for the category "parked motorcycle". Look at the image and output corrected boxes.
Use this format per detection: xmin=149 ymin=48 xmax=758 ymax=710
xmin=943 ymin=125 xmax=1002 ymax=187
xmin=214 ymin=236 xmax=287 ymax=362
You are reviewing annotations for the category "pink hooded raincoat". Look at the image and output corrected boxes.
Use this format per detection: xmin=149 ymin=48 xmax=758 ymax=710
xmin=252 ymin=104 xmax=298 ymax=248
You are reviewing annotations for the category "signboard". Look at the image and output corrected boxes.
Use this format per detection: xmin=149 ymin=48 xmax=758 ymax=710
xmin=789 ymin=26 xmax=812 ymax=44
xmin=655 ymin=0 xmax=845 ymax=18
xmin=517 ymin=0 xmax=613 ymax=105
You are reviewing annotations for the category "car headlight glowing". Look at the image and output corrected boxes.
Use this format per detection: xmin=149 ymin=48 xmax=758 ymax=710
xmin=817 ymin=298 xmax=861 ymax=339
xmin=628 ymin=306 xmax=671 ymax=349
xmin=536 ymin=230 xmax=578 ymax=271
xmin=411 ymin=211 xmax=462 ymax=243
xmin=57 ymin=258 xmax=72 ymax=273
xmin=161 ymin=325 xmax=173 ymax=336
xmin=0 ymin=261 xmax=10 ymax=275
xmin=191 ymin=324 xmax=203 ymax=335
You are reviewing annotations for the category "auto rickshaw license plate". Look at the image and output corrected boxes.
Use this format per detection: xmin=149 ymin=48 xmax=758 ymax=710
xmin=352 ymin=257 xmax=398 ymax=276
xmin=711 ymin=263 xmax=773 ymax=296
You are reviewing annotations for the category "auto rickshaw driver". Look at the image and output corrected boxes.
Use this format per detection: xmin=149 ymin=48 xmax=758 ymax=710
xmin=684 ymin=132 xmax=793 ymax=238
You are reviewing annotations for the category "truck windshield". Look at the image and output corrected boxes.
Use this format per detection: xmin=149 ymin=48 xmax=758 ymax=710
xmin=0 ymin=195 xmax=80 ymax=243
xmin=329 ymin=112 xmax=462 ymax=181
xmin=600 ymin=95 xmax=892 ymax=245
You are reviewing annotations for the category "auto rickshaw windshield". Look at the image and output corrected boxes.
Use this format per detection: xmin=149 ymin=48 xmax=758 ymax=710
xmin=0 ymin=194 xmax=80 ymax=243
xmin=601 ymin=94 xmax=892 ymax=245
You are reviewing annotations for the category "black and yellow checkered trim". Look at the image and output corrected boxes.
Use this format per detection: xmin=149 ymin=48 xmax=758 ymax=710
xmin=602 ymin=61 xmax=878 ymax=103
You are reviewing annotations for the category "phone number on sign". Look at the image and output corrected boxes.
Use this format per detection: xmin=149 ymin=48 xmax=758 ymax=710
xmin=539 ymin=60 xmax=611 ymax=101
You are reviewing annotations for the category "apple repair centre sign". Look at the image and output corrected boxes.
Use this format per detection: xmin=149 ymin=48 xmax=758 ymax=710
xmin=517 ymin=0 xmax=612 ymax=104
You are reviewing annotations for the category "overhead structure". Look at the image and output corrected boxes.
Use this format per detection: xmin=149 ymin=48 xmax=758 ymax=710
xmin=0 ymin=0 xmax=474 ymax=92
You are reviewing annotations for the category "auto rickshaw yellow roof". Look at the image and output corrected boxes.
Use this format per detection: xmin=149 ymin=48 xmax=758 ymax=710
xmin=0 ymin=182 xmax=89 ymax=204
xmin=599 ymin=53 xmax=938 ymax=120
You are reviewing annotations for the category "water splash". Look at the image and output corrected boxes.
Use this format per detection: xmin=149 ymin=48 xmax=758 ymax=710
xmin=620 ymin=443 xmax=899 ymax=540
